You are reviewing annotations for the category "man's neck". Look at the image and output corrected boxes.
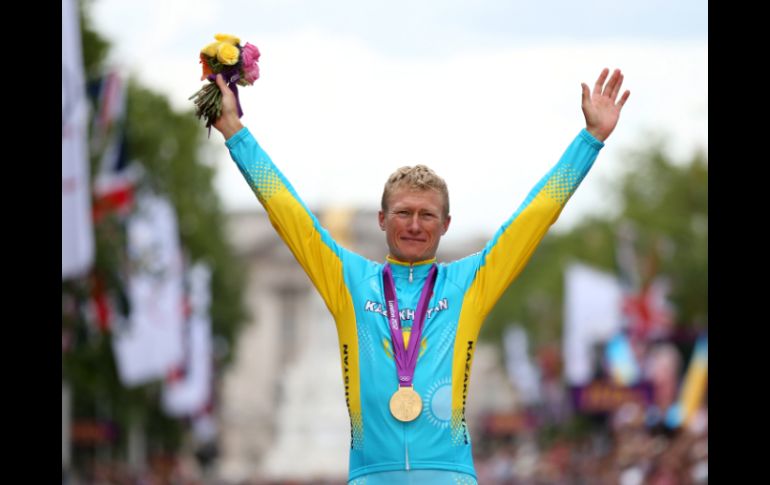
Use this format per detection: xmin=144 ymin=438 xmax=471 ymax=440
xmin=386 ymin=255 xmax=437 ymax=266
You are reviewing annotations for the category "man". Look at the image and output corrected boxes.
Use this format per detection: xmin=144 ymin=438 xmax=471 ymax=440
xmin=212 ymin=68 xmax=629 ymax=484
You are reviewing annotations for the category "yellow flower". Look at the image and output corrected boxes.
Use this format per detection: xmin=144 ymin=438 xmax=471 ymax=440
xmin=200 ymin=42 xmax=220 ymax=57
xmin=215 ymin=33 xmax=241 ymax=45
xmin=217 ymin=42 xmax=240 ymax=65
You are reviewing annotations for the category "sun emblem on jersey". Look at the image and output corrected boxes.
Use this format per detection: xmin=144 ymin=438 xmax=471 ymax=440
xmin=382 ymin=334 xmax=427 ymax=360
xmin=424 ymin=377 xmax=452 ymax=429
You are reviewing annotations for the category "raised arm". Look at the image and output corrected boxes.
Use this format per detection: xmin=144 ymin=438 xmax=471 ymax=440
xmin=456 ymin=68 xmax=630 ymax=318
xmin=209 ymin=74 xmax=358 ymax=319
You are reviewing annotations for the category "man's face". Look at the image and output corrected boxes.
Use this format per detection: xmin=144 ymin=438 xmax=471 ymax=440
xmin=378 ymin=187 xmax=451 ymax=263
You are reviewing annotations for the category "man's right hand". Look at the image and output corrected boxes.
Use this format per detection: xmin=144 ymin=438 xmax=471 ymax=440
xmin=212 ymin=74 xmax=244 ymax=140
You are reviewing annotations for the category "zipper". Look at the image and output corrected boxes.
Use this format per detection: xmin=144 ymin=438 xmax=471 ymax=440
xmin=409 ymin=264 xmax=414 ymax=283
xmin=405 ymin=429 xmax=410 ymax=470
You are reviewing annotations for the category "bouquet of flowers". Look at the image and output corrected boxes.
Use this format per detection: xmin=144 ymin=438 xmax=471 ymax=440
xmin=189 ymin=33 xmax=260 ymax=131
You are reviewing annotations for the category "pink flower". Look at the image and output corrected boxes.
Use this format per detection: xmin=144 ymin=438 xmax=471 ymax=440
xmin=241 ymin=42 xmax=261 ymax=84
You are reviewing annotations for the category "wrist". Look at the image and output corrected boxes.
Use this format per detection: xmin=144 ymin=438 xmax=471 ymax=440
xmin=586 ymin=127 xmax=608 ymax=143
xmin=220 ymin=119 xmax=244 ymax=140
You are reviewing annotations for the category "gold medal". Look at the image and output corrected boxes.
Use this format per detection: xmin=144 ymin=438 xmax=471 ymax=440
xmin=389 ymin=386 xmax=423 ymax=422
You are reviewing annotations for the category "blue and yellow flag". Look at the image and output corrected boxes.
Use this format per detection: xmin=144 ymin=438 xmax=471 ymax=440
xmin=665 ymin=334 xmax=708 ymax=428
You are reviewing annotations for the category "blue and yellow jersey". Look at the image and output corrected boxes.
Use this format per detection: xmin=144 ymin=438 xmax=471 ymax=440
xmin=226 ymin=127 xmax=604 ymax=482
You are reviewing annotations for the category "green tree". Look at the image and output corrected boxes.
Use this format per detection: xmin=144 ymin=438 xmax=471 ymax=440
xmin=63 ymin=0 xmax=248 ymax=468
xmin=613 ymin=143 xmax=708 ymax=328
xmin=124 ymin=82 xmax=249 ymax=352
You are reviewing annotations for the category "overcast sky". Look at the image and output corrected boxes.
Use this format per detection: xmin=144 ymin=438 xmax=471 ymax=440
xmin=90 ymin=0 xmax=707 ymax=244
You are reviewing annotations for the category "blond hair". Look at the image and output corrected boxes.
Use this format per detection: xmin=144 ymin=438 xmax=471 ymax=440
xmin=381 ymin=165 xmax=450 ymax=218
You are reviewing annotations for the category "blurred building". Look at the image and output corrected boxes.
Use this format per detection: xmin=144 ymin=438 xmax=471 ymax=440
xmin=217 ymin=206 xmax=516 ymax=483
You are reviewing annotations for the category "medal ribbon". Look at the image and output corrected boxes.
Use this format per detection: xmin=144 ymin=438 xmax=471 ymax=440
xmin=382 ymin=263 xmax=438 ymax=388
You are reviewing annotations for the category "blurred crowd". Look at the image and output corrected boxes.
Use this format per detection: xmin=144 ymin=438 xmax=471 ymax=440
xmin=473 ymin=405 xmax=708 ymax=485
xmin=64 ymin=404 xmax=707 ymax=485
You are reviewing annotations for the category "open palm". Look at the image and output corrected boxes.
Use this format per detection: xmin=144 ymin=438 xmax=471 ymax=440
xmin=581 ymin=68 xmax=630 ymax=142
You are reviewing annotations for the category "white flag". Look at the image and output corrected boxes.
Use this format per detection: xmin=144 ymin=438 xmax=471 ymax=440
xmin=62 ymin=0 xmax=94 ymax=279
xmin=112 ymin=193 xmax=185 ymax=386
xmin=563 ymin=263 xmax=623 ymax=385
xmin=162 ymin=263 xmax=213 ymax=416
xmin=503 ymin=325 xmax=542 ymax=405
